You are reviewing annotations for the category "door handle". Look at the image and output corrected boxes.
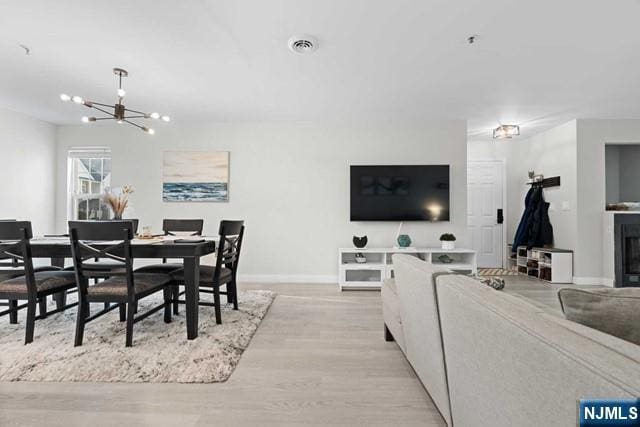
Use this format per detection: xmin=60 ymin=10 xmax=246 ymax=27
xmin=497 ymin=208 xmax=504 ymax=224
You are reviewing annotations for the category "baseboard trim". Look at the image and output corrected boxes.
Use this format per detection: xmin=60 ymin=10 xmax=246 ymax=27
xmin=238 ymin=274 xmax=338 ymax=284
xmin=572 ymin=276 xmax=610 ymax=286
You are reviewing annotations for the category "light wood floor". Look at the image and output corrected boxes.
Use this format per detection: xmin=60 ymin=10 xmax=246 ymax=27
xmin=0 ymin=283 xmax=446 ymax=427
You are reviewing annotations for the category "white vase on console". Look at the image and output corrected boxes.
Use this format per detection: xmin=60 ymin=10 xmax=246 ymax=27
xmin=439 ymin=233 xmax=456 ymax=250
xmin=442 ymin=241 xmax=455 ymax=250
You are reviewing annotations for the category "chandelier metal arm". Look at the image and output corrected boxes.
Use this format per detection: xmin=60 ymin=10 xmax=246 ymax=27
xmin=90 ymin=105 xmax=116 ymax=118
xmin=93 ymin=117 xmax=117 ymax=121
xmin=85 ymin=101 xmax=115 ymax=109
xmin=123 ymin=107 xmax=148 ymax=115
xmin=124 ymin=115 xmax=147 ymax=119
xmin=123 ymin=119 xmax=145 ymax=130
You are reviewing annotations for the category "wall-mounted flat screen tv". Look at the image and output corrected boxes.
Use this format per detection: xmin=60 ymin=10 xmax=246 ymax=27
xmin=350 ymin=165 xmax=450 ymax=221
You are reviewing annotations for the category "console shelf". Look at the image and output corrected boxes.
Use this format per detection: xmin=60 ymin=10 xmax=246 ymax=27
xmin=338 ymin=247 xmax=477 ymax=290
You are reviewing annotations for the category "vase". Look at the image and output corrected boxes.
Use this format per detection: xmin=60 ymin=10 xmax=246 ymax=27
xmin=397 ymin=234 xmax=412 ymax=248
xmin=353 ymin=235 xmax=368 ymax=249
xmin=441 ymin=241 xmax=455 ymax=250
xmin=113 ymin=213 xmax=122 ymax=220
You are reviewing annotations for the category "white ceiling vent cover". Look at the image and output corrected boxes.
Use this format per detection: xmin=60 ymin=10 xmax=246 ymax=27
xmin=288 ymin=35 xmax=318 ymax=54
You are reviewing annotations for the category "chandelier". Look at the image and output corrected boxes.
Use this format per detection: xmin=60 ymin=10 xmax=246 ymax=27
xmin=493 ymin=124 xmax=520 ymax=139
xmin=60 ymin=68 xmax=170 ymax=135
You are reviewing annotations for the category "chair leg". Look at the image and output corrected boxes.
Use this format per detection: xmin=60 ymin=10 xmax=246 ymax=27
xmin=119 ymin=303 xmax=126 ymax=322
xmin=226 ymin=284 xmax=233 ymax=304
xmin=25 ymin=302 xmax=36 ymax=344
xmin=75 ymin=301 xmax=88 ymax=346
xmin=8 ymin=300 xmax=18 ymax=324
xmin=133 ymin=300 xmax=138 ymax=314
xmin=213 ymin=285 xmax=222 ymax=325
xmin=172 ymin=286 xmax=180 ymax=315
xmin=38 ymin=297 xmax=47 ymax=319
xmin=163 ymin=287 xmax=172 ymax=324
xmin=232 ymin=279 xmax=239 ymax=311
xmin=125 ymin=302 xmax=135 ymax=347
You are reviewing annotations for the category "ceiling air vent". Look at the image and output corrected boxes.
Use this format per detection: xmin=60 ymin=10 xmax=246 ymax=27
xmin=288 ymin=35 xmax=318 ymax=54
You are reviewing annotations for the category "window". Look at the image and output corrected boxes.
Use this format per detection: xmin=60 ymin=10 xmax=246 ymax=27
xmin=67 ymin=149 xmax=112 ymax=220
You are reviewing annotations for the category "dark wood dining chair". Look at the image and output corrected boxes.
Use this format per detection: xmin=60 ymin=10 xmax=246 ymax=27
xmin=135 ymin=219 xmax=204 ymax=314
xmin=0 ymin=221 xmax=78 ymax=344
xmin=69 ymin=220 xmax=173 ymax=347
xmin=171 ymin=220 xmax=244 ymax=324
xmin=136 ymin=219 xmax=204 ymax=274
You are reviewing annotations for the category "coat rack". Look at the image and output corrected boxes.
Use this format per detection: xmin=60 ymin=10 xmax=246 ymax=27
xmin=526 ymin=173 xmax=560 ymax=189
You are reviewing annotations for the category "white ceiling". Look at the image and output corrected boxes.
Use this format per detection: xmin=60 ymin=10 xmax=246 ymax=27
xmin=2 ymin=0 xmax=640 ymax=141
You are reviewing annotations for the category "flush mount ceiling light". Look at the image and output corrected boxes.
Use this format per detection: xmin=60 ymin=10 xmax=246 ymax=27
xmin=493 ymin=124 xmax=520 ymax=139
xmin=60 ymin=68 xmax=170 ymax=135
xmin=288 ymin=35 xmax=318 ymax=54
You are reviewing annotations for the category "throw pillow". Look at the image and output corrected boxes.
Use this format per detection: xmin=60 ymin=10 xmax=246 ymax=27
xmin=558 ymin=288 xmax=640 ymax=345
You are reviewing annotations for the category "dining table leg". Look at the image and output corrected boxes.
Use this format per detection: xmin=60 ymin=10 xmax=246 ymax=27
xmin=51 ymin=257 xmax=67 ymax=309
xmin=183 ymin=256 xmax=200 ymax=340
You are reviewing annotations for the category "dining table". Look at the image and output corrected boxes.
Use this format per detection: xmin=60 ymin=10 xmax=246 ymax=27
xmin=29 ymin=235 xmax=217 ymax=340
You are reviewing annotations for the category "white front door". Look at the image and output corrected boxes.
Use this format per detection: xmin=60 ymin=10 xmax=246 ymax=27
xmin=467 ymin=161 xmax=504 ymax=268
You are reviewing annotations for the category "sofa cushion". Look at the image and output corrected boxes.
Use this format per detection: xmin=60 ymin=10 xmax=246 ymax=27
xmin=558 ymin=287 xmax=640 ymax=345
xmin=392 ymin=254 xmax=452 ymax=426
xmin=437 ymin=274 xmax=640 ymax=427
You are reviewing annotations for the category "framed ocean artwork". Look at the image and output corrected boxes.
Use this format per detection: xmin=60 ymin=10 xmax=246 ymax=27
xmin=162 ymin=151 xmax=229 ymax=202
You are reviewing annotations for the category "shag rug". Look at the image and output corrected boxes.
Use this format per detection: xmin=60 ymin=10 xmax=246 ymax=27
xmin=0 ymin=290 xmax=275 ymax=383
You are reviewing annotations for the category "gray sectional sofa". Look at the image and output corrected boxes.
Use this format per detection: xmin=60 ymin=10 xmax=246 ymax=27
xmin=383 ymin=254 xmax=640 ymax=427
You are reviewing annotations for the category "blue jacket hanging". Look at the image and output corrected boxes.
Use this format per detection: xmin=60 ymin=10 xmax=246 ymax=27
xmin=511 ymin=186 xmax=554 ymax=252
xmin=511 ymin=187 xmax=540 ymax=253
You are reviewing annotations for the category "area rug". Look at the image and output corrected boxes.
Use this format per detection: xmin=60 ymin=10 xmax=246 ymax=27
xmin=477 ymin=268 xmax=519 ymax=276
xmin=0 ymin=290 xmax=275 ymax=383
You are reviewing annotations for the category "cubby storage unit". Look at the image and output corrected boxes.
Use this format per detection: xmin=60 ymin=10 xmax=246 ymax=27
xmin=506 ymin=244 xmax=573 ymax=283
xmin=338 ymin=247 xmax=477 ymax=290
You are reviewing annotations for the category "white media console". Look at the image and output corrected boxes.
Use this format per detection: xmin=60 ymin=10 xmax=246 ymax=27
xmin=338 ymin=247 xmax=477 ymax=290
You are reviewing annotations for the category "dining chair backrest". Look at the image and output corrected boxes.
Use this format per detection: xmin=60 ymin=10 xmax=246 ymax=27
xmin=0 ymin=220 xmax=18 ymax=261
xmin=0 ymin=221 xmax=37 ymax=295
xmin=69 ymin=221 xmax=135 ymax=296
xmin=162 ymin=219 xmax=204 ymax=236
xmin=214 ymin=220 xmax=245 ymax=282
xmin=128 ymin=219 xmax=139 ymax=235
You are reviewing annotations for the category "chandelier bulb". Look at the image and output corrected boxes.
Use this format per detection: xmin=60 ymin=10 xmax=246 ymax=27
xmin=60 ymin=93 xmax=71 ymax=102
xmin=161 ymin=115 xmax=170 ymax=122
xmin=150 ymin=112 xmax=160 ymax=120
xmin=72 ymin=95 xmax=84 ymax=105
xmin=81 ymin=116 xmax=89 ymax=123
xmin=147 ymin=128 xmax=155 ymax=135
xmin=117 ymin=88 xmax=126 ymax=98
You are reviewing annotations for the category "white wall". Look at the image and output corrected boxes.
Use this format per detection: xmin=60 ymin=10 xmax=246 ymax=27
xmin=576 ymin=119 xmax=640 ymax=284
xmin=468 ymin=123 xmax=579 ymax=269
xmin=55 ymin=120 xmax=468 ymax=282
xmin=0 ymin=107 xmax=56 ymax=234
xmin=503 ymin=121 xmax=578 ymax=253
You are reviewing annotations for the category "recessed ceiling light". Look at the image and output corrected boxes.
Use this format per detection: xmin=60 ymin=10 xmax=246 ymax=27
xmin=288 ymin=35 xmax=318 ymax=54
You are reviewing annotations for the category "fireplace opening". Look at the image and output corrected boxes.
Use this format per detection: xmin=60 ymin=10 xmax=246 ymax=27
xmin=615 ymin=215 xmax=640 ymax=287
